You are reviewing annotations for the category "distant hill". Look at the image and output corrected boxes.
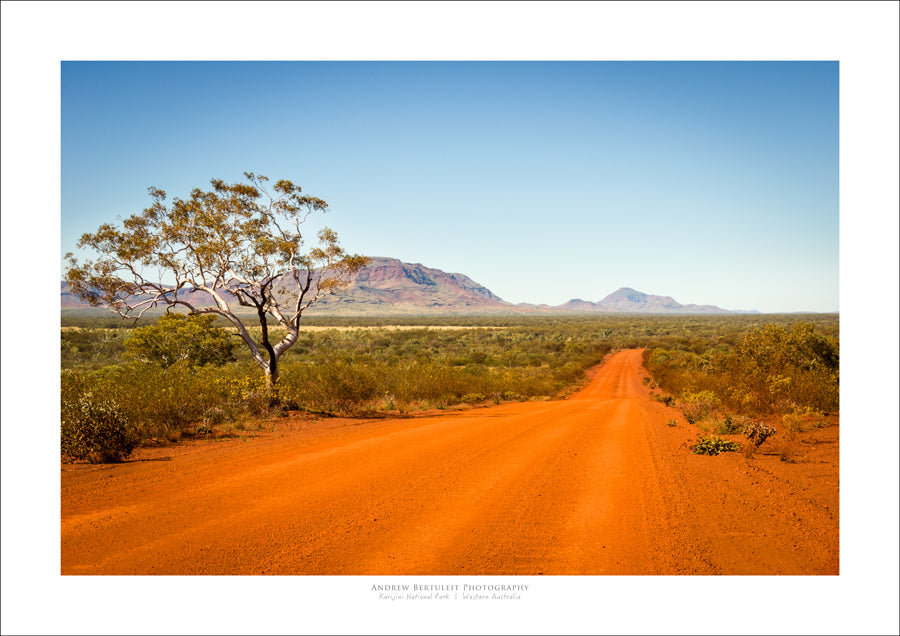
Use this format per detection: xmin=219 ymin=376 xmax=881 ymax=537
xmin=304 ymin=257 xmax=514 ymax=314
xmin=554 ymin=287 xmax=756 ymax=314
xmin=61 ymin=259 xmax=757 ymax=315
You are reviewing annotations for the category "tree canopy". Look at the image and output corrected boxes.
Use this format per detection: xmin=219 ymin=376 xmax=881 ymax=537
xmin=66 ymin=172 xmax=369 ymax=390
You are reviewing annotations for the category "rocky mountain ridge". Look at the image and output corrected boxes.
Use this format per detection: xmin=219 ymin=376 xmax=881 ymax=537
xmin=61 ymin=257 xmax=756 ymax=315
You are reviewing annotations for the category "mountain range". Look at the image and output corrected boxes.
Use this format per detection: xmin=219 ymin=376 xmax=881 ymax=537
xmin=61 ymin=257 xmax=757 ymax=315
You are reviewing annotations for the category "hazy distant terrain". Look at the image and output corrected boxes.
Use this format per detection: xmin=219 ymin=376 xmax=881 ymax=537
xmin=61 ymin=256 xmax=756 ymax=316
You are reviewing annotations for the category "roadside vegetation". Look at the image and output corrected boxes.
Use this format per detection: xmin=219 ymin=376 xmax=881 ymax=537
xmin=642 ymin=317 xmax=838 ymax=459
xmin=61 ymin=312 xmax=838 ymax=462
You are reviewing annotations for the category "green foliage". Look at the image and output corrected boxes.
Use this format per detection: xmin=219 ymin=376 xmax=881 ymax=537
xmin=714 ymin=415 xmax=738 ymax=435
xmin=780 ymin=407 xmax=817 ymax=440
xmin=60 ymin=313 xmax=838 ymax=449
xmin=281 ymin=361 xmax=380 ymax=414
xmin=643 ymin=320 xmax=839 ymax=417
xmin=61 ymin=393 xmax=136 ymax=463
xmin=61 ymin=363 xmax=237 ymax=438
xmin=692 ymin=435 xmax=740 ymax=456
xmin=461 ymin=393 xmax=487 ymax=404
xmin=726 ymin=323 xmax=839 ymax=413
xmin=61 ymin=318 xmax=618 ymax=436
xmin=124 ymin=313 xmax=236 ymax=368
xmin=61 ymin=327 xmax=130 ymax=370
xmin=680 ymin=390 xmax=722 ymax=424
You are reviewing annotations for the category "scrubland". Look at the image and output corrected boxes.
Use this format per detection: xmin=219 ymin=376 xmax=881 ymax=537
xmin=61 ymin=313 xmax=838 ymax=460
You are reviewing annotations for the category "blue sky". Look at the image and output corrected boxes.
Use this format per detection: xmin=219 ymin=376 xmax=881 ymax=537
xmin=62 ymin=61 xmax=838 ymax=313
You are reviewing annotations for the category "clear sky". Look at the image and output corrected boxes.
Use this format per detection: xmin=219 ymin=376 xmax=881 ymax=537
xmin=62 ymin=61 xmax=839 ymax=313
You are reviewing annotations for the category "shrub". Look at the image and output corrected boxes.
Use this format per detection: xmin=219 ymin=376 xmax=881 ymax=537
xmin=280 ymin=361 xmax=380 ymax=414
xmin=460 ymin=393 xmax=487 ymax=404
xmin=124 ymin=313 xmax=236 ymax=368
xmin=781 ymin=411 xmax=804 ymax=440
xmin=714 ymin=415 xmax=738 ymax=435
xmin=243 ymin=391 xmax=275 ymax=417
xmin=61 ymin=393 xmax=136 ymax=463
xmin=775 ymin=439 xmax=797 ymax=463
xmin=681 ymin=390 xmax=722 ymax=424
xmin=728 ymin=323 xmax=839 ymax=414
xmin=691 ymin=434 xmax=740 ymax=456
xmin=381 ymin=393 xmax=398 ymax=411
xmin=652 ymin=393 xmax=674 ymax=406
xmin=666 ymin=419 xmax=678 ymax=427
xmin=643 ymin=321 xmax=839 ymax=417
xmin=199 ymin=407 xmax=230 ymax=434
xmin=742 ymin=420 xmax=776 ymax=448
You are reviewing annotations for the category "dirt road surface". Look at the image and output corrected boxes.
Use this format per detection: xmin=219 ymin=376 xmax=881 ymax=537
xmin=61 ymin=349 xmax=839 ymax=575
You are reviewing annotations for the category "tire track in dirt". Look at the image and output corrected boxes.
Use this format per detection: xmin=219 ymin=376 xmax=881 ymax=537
xmin=352 ymin=398 xmax=622 ymax=575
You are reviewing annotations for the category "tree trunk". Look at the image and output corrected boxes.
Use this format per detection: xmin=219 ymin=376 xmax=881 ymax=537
xmin=257 ymin=306 xmax=281 ymax=407
xmin=264 ymin=359 xmax=280 ymax=407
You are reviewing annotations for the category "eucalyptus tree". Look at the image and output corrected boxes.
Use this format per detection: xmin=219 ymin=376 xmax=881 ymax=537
xmin=65 ymin=172 xmax=369 ymax=395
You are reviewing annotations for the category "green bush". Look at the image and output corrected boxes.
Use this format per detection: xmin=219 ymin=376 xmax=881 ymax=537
xmin=124 ymin=313 xmax=236 ymax=368
xmin=681 ymin=390 xmax=722 ymax=424
xmin=643 ymin=321 xmax=839 ymax=418
xmin=61 ymin=361 xmax=243 ymax=438
xmin=280 ymin=361 xmax=379 ymax=414
xmin=692 ymin=434 xmax=740 ymax=456
xmin=61 ymin=393 xmax=136 ymax=463
xmin=714 ymin=415 xmax=738 ymax=435
xmin=460 ymin=393 xmax=487 ymax=404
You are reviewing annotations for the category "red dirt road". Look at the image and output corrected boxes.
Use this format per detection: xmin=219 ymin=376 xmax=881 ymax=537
xmin=61 ymin=349 xmax=839 ymax=575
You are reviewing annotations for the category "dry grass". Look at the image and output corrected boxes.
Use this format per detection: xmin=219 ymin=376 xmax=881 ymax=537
xmin=232 ymin=325 xmax=504 ymax=334
xmin=775 ymin=438 xmax=798 ymax=463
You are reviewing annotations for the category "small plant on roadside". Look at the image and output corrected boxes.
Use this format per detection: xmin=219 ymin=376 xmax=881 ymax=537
xmin=681 ymin=390 xmax=722 ymax=425
xmin=666 ymin=419 xmax=678 ymax=427
xmin=460 ymin=393 xmax=487 ymax=404
xmin=651 ymin=393 xmax=674 ymax=407
xmin=243 ymin=390 xmax=275 ymax=418
xmin=742 ymin=420 xmax=776 ymax=449
xmin=781 ymin=411 xmax=803 ymax=440
xmin=201 ymin=407 xmax=229 ymax=430
xmin=775 ymin=439 xmax=797 ymax=463
xmin=195 ymin=421 xmax=214 ymax=436
xmin=61 ymin=393 xmax=136 ymax=463
xmin=714 ymin=415 xmax=738 ymax=435
xmin=692 ymin=434 xmax=740 ymax=456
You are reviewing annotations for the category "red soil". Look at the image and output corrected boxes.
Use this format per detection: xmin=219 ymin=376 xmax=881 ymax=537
xmin=61 ymin=349 xmax=838 ymax=575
